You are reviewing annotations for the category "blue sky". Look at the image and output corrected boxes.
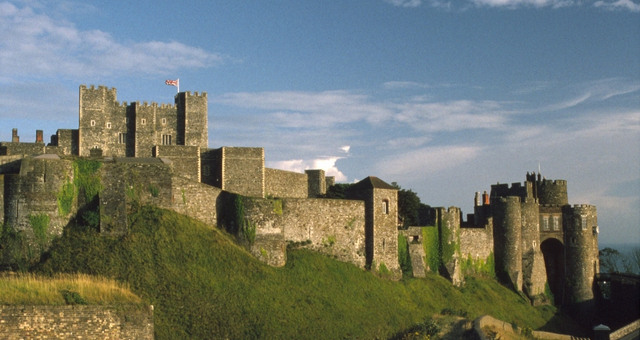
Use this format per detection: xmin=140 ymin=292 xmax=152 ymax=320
xmin=0 ymin=0 xmax=638 ymax=245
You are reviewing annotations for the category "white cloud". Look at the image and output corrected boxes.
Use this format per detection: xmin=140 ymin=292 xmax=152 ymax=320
xmin=268 ymin=157 xmax=347 ymax=182
xmin=340 ymin=145 xmax=351 ymax=153
xmin=384 ymin=0 xmax=423 ymax=7
xmin=0 ymin=2 xmax=224 ymax=79
xmin=594 ymin=0 xmax=640 ymax=11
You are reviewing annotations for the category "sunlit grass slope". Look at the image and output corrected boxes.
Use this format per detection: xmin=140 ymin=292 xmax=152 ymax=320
xmin=36 ymin=206 xmax=558 ymax=339
xmin=0 ymin=273 xmax=141 ymax=305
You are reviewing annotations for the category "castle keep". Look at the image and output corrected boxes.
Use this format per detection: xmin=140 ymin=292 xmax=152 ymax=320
xmin=1 ymin=85 xmax=599 ymax=308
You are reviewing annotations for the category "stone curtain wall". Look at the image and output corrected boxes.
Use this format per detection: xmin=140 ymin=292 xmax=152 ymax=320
xmin=220 ymin=147 xmax=265 ymax=197
xmin=171 ymin=176 xmax=221 ymax=227
xmin=264 ymin=168 xmax=308 ymax=198
xmin=459 ymin=226 xmax=493 ymax=262
xmin=240 ymin=197 xmax=367 ymax=268
xmin=53 ymin=129 xmax=79 ymax=156
xmin=154 ymin=145 xmax=201 ymax=182
xmin=282 ymin=198 xmax=366 ymax=268
xmin=99 ymin=159 xmax=173 ymax=235
xmin=0 ymin=142 xmax=46 ymax=156
xmin=0 ymin=305 xmax=154 ymax=340
xmin=3 ymin=156 xmax=75 ymax=247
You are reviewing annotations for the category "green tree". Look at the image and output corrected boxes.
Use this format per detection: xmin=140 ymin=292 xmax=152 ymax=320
xmin=323 ymin=183 xmax=353 ymax=199
xmin=392 ymin=182 xmax=431 ymax=228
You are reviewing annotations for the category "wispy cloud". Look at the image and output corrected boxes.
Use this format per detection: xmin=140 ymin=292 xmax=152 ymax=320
xmin=383 ymin=0 xmax=640 ymax=11
xmin=533 ymin=78 xmax=640 ymax=112
xmin=0 ymin=2 xmax=224 ymax=79
xmin=394 ymin=100 xmax=510 ymax=132
xmin=384 ymin=0 xmax=423 ymax=7
xmin=215 ymin=91 xmax=394 ymax=126
xmin=470 ymin=0 xmax=575 ymax=8
xmin=594 ymin=0 xmax=640 ymax=11
xmin=372 ymin=145 xmax=483 ymax=180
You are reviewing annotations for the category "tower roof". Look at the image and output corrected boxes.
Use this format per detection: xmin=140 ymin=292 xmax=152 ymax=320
xmin=351 ymin=176 xmax=396 ymax=190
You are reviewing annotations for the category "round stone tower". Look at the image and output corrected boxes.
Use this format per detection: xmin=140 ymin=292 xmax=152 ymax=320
xmin=537 ymin=179 xmax=568 ymax=205
xmin=491 ymin=196 xmax=523 ymax=291
xmin=563 ymin=204 xmax=598 ymax=318
xmin=520 ymin=197 xmax=547 ymax=299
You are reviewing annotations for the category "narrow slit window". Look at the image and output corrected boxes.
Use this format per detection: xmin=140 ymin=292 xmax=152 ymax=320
xmin=382 ymin=200 xmax=389 ymax=214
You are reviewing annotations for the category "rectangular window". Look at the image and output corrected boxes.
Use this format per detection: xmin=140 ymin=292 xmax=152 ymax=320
xmin=90 ymin=120 xmax=96 ymax=127
xmin=141 ymin=118 xmax=146 ymax=125
xmin=161 ymin=118 xmax=167 ymax=125
xmin=118 ymin=133 xmax=126 ymax=144
xmin=106 ymin=122 xmax=111 ymax=129
xmin=542 ymin=216 xmax=549 ymax=231
xmin=553 ymin=216 xmax=560 ymax=231
xmin=581 ymin=215 xmax=587 ymax=230
xmin=162 ymin=134 xmax=172 ymax=145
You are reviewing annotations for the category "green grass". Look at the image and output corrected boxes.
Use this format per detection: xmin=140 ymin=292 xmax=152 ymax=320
xmin=33 ymin=206 xmax=560 ymax=339
xmin=0 ymin=273 xmax=142 ymax=305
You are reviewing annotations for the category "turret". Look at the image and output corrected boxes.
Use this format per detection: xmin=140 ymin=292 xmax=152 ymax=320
xmin=563 ymin=204 xmax=598 ymax=317
xmin=537 ymin=179 xmax=568 ymax=205
xmin=491 ymin=196 xmax=523 ymax=291
xmin=175 ymin=91 xmax=208 ymax=149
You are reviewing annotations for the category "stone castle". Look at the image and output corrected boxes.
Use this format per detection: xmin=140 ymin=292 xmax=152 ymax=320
xmin=0 ymin=85 xmax=599 ymax=311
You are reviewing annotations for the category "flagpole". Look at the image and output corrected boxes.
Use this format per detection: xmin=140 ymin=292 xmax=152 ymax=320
xmin=177 ymin=78 xmax=180 ymax=93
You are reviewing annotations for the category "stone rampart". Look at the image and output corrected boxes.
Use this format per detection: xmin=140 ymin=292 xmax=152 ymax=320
xmin=154 ymin=145 xmax=201 ymax=182
xmin=265 ymin=168 xmax=308 ymax=198
xmin=3 ymin=156 xmax=75 ymax=251
xmin=239 ymin=197 xmax=366 ymax=268
xmin=0 ymin=305 xmax=154 ymax=340
xmin=460 ymin=225 xmax=493 ymax=262
xmin=217 ymin=147 xmax=265 ymax=197
xmin=0 ymin=155 xmax=24 ymax=173
xmin=99 ymin=158 xmax=173 ymax=235
xmin=0 ymin=142 xmax=46 ymax=156
xmin=171 ymin=176 xmax=220 ymax=227
xmin=282 ymin=198 xmax=366 ymax=267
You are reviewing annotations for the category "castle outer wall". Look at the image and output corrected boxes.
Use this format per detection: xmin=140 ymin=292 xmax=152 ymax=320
xmin=0 ymin=305 xmax=154 ymax=340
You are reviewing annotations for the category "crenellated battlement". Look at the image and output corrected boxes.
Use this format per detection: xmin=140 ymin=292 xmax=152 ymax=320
xmin=572 ymin=204 xmax=595 ymax=209
xmin=540 ymin=179 xmax=567 ymax=186
xmin=80 ymin=84 xmax=117 ymax=96
xmin=183 ymin=91 xmax=207 ymax=98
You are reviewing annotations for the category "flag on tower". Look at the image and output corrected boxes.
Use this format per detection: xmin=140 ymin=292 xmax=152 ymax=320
xmin=165 ymin=79 xmax=179 ymax=92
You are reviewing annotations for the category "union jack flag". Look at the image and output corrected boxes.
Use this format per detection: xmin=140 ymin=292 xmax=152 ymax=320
xmin=165 ymin=79 xmax=179 ymax=87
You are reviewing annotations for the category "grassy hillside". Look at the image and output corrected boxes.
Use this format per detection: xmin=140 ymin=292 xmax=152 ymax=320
xmin=0 ymin=273 xmax=142 ymax=305
xmin=35 ymin=206 xmax=561 ymax=339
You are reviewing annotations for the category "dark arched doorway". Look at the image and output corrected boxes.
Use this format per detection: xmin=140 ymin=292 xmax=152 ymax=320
xmin=541 ymin=238 xmax=565 ymax=304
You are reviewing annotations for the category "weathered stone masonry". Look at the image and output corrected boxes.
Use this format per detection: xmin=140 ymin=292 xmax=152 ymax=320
xmin=0 ymin=305 xmax=154 ymax=340
xmin=1 ymin=85 xmax=600 ymax=315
